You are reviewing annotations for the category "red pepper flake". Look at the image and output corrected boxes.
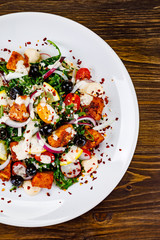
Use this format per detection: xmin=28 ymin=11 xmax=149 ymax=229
xmin=8 ymin=40 xmax=11 ymax=42
xmin=104 ymin=96 xmax=109 ymax=104
xmin=42 ymin=44 xmax=44 ymax=46
xmin=69 ymin=50 xmax=72 ymax=52
xmin=7 ymin=200 xmax=11 ymax=203
xmin=2 ymin=183 xmax=5 ymax=186
xmin=92 ymin=177 xmax=97 ymax=181
xmin=18 ymin=194 xmax=21 ymax=197
xmin=119 ymin=149 xmax=122 ymax=151
xmin=25 ymin=42 xmax=27 ymax=47
xmin=90 ymin=186 xmax=93 ymax=190
xmin=111 ymin=144 xmax=114 ymax=147
xmin=100 ymin=78 xmax=105 ymax=84
xmin=115 ymin=117 xmax=119 ymax=121
xmin=108 ymin=158 xmax=111 ymax=161
xmin=0 ymin=210 xmax=3 ymax=213
xmin=77 ymin=59 xmax=82 ymax=65
xmin=103 ymin=161 xmax=105 ymax=164
xmin=1 ymin=198 xmax=4 ymax=200
xmin=43 ymin=37 xmax=47 ymax=41
xmin=27 ymin=186 xmax=31 ymax=190
xmin=26 ymin=130 xmax=30 ymax=133
xmin=100 ymin=153 xmax=104 ymax=157
xmin=84 ymin=180 xmax=88 ymax=184
xmin=36 ymin=44 xmax=38 ymax=46
xmin=72 ymin=56 xmax=75 ymax=59
xmin=106 ymin=145 xmax=110 ymax=148
xmin=98 ymin=159 xmax=102 ymax=164
xmin=68 ymin=192 xmax=72 ymax=195
xmin=27 ymin=41 xmax=31 ymax=45
xmin=46 ymin=192 xmax=50 ymax=196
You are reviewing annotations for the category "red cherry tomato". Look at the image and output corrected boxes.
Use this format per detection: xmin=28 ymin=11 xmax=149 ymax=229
xmin=35 ymin=152 xmax=55 ymax=163
xmin=64 ymin=93 xmax=80 ymax=111
xmin=12 ymin=161 xmax=26 ymax=177
xmin=76 ymin=68 xmax=91 ymax=81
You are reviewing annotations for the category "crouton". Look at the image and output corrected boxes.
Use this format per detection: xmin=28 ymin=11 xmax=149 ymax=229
xmin=6 ymin=51 xmax=29 ymax=70
xmin=48 ymin=124 xmax=75 ymax=148
xmin=10 ymin=142 xmax=18 ymax=161
xmin=0 ymin=160 xmax=11 ymax=181
xmin=84 ymin=97 xmax=104 ymax=121
xmin=31 ymin=172 xmax=54 ymax=189
xmin=9 ymin=103 xmax=29 ymax=122
xmin=83 ymin=128 xmax=104 ymax=149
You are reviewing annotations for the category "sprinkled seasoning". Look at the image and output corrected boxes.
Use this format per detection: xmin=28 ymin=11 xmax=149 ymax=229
xmin=115 ymin=117 xmax=119 ymax=121
xmin=7 ymin=200 xmax=11 ymax=203
xmin=0 ymin=210 xmax=3 ymax=213
xmin=100 ymin=78 xmax=105 ymax=84
xmin=108 ymin=158 xmax=111 ymax=161
xmin=46 ymin=192 xmax=50 ymax=196
xmin=1 ymin=198 xmax=4 ymax=200
xmin=77 ymin=59 xmax=82 ymax=65
xmin=72 ymin=56 xmax=75 ymax=59
xmin=69 ymin=50 xmax=72 ymax=52
xmin=90 ymin=186 xmax=93 ymax=190
xmin=119 ymin=149 xmax=122 ymax=151
xmin=43 ymin=37 xmax=47 ymax=41
xmin=68 ymin=192 xmax=72 ymax=195
xmin=18 ymin=194 xmax=21 ymax=197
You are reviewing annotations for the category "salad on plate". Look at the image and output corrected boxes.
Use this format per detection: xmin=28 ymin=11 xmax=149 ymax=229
xmin=0 ymin=40 xmax=109 ymax=196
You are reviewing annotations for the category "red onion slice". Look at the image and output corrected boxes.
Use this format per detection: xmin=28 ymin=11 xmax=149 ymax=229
xmin=5 ymin=117 xmax=31 ymax=128
xmin=29 ymin=90 xmax=43 ymax=119
xmin=77 ymin=116 xmax=96 ymax=126
xmin=40 ymin=53 xmax=51 ymax=60
xmin=0 ymin=72 xmax=9 ymax=86
xmin=0 ymin=155 xmax=11 ymax=170
xmin=54 ymin=70 xmax=68 ymax=81
xmin=43 ymin=56 xmax=65 ymax=80
xmin=60 ymin=160 xmax=81 ymax=178
xmin=36 ymin=132 xmax=65 ymax=153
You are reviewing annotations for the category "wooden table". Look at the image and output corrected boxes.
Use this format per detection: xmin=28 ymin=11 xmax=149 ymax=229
xmin=0 ymin=0 xmax=160 ymax=239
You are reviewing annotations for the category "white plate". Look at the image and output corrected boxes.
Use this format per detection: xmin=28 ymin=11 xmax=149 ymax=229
xmin=0 ymin=12 xmax=139 ymax=227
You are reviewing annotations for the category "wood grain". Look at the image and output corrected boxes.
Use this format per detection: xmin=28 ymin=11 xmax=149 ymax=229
xmin=0 ymin=0 xmax=160 ymax=239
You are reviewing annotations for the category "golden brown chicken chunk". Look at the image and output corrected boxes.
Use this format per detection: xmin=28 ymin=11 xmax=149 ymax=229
xmin=9 ymin=103 xmax=29 ymax=122
xmin=48 ymin=124 xmax=75 ymax=148
xmin=32 ymin=172 xmax=54 ymax=189
xmin=83 ymin=128 xmax=104 ymax=149
xmin=84 ymin=97 xmax=104 ymax=121
xmin=0 ymin=160 xmax=11 ymax=181
xmin=6 ymin=51 xmax=29 ymax=70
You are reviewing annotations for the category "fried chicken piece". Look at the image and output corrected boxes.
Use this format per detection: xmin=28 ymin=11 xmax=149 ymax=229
xmin=9 ymin=103 xmax=29 ymax=122
xmin=83 ymin=128 xmax=104 ymax=149
xmin=48 ymin=124 xmax=75 ymax=148
xmin=31 ymin=172 xmax=54 ymax=189
xmin=0 ymin=160 xmax=11 ymax=181
xmin=6 ymin=51 xmax=29 ymax=70
xmin=84 ymin=97 xmax=104 ymax=121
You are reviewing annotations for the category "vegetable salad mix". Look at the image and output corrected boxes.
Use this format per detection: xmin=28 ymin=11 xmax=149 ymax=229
xmin=0 ymin=40 xmax=108 ymax=196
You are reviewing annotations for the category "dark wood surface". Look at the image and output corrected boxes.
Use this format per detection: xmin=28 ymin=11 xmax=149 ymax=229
xmin=0 ymin=0 xmax=160 ymax=239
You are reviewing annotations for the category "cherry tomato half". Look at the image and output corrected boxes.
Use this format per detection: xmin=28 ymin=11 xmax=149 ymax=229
xmin=35 ymin=152 xmax=55 ymax=163
xmin=64 ymin=93 xmax=80 ymax=111
xmin=76 ymin=68 xmax=91 ymax=81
